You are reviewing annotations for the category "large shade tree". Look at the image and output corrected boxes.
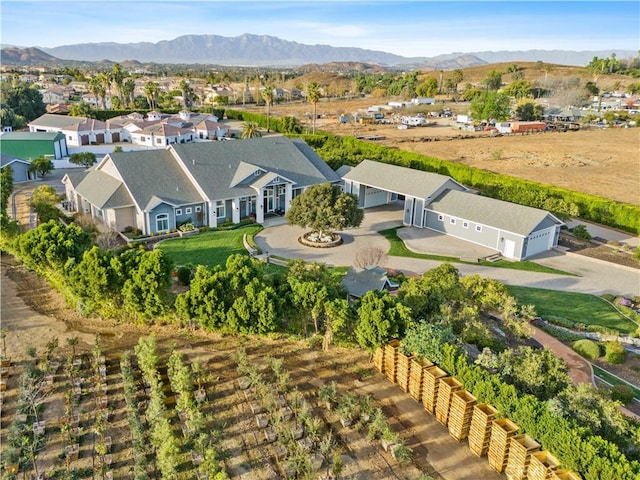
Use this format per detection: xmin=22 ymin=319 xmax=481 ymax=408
xmin=286 ymin=183 xmax=363 ymax=239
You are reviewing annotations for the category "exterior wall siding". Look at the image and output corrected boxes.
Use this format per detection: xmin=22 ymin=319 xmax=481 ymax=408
xmin=149 ymin=203 xmax=175 ymax=234
xmin=424 ymin=210 xmax=527 ymax=257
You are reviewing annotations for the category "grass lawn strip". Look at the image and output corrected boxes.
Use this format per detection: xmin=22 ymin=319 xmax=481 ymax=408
xmin=157 ymin=224 xmax=262 ymax=267
xmin=507 ymin=285 xmax=638 ymax=334
xmin=592 ymin=364 xmax=640 ymax=400
xmin=379 ymin=227 xmax=574 ymax=276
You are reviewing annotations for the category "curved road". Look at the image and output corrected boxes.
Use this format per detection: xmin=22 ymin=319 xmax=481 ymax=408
xmin=256 ymin=205 xmax=639 ymax=297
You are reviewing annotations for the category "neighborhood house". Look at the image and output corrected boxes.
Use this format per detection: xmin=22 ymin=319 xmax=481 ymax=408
xmin=62 ymin=137 xmax=340 ymax=235
xmin=341 ymin=160 xmax=563 ymax=260
xmin=28 ymin=111 xmax=230 ymax=148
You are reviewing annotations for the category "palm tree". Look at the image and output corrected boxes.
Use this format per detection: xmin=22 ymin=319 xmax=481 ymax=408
xmin=306 ymin=82 xmax=320 ymax=134
xmin=122 ymin=78 xmax=135 ymax=108
xmin=88 ymin=77 xmax=105 ymax=110
xmin=179 ymin=79 xmax=193 ymax=108
xmin=144 ymin=81 xmax=159 ymax=110
xmin=240 ymin=122 xmax=261 ymax=139
xmin=111 ymin=63 xmax=125 ymax=107
xmin=262 ymin=83 xmax=274 ymax=132
xmin=98 ymin=72 xmax=112 ymax=109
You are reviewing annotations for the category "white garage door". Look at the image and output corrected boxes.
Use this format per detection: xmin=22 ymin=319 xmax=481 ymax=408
xmin=527 ymin=229 xmax=553 ymax=257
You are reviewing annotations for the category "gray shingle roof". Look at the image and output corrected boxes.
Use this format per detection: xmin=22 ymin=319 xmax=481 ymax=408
xmin=28 ymin=114 xmax=86 ymax=129
xmin=1 ymin=153 xmax=30 ymax=168
xmin=342 ymin=160 xmax=465 ymax=199
xmin=341 ymin=266 xmax=390 ymax=298
xmin=106 ymin=150 xmax=204 ymax=210
xmin=74 ymin=170 xmax=133 ymax=209
xmin=171 ymin=137 xmax=340 ymax=201
xmin=428 ymin=190 xmax=562 ymax=236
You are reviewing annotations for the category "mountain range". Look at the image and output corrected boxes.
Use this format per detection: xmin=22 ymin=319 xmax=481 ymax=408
xmin=1 ymin=34 xmax=635 ymax=68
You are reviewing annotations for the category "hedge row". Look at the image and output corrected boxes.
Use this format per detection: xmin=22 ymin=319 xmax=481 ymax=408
xmin=436 ymin=344 xmax=640 ymax=480
xmin=300 ymin=134 xmax=640 ymax=234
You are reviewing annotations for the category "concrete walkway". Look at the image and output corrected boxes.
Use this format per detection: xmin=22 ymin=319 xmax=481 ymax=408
xmin=255 ymin=204 xmax=640 ymax=297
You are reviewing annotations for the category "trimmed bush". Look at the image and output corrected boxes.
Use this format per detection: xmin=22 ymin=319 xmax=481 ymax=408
xmin=571 ymin=224 xmax=592 ymax=240
xmin=610 ymin=385 xmax=635 ymax=405
xmin=604 ymin=341 xmax=626 ymax=364
xmin=176 ymin=266 xmax=192 ymax=286
xmin=572 ymin=339 xmax=601 ymax=360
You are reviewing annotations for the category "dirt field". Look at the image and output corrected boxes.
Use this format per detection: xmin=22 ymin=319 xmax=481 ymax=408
xmin=0 ymin=255 xmax=502 ymax=480
xmin=249 ymin=98 xmax=640 ymax=206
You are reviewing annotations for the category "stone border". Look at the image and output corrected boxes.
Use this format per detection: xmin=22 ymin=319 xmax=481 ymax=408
xmin=298 ymin=233 xmax=343 ymax=248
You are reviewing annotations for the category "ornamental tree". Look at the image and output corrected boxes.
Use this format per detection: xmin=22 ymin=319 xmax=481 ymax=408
xmin=286 ymin=183 xmax=363 ymax=237
xmin=69 ymin=152 xmax=97 ymax=168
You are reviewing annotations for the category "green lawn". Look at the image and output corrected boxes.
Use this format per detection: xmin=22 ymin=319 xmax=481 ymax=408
xmin=592 ymin=365 xmax=640 ymax=399
xmin=157 ymin=225 xmax=263 ymax=267
xmin=379 ymin=227 xmax=574 ymax=276
xmin=507 ymin=285 xmax=638 ymax=334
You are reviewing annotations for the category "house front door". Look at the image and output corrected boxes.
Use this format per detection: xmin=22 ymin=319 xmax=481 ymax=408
xmin=263 ymin=189 xmax=274 ymax=213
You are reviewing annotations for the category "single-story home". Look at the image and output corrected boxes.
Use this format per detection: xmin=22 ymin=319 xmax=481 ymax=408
xmin=0 ymin=131 xmax=68 ymax=160
xmin=1 ymin=154 xmax=34 ymax=183
xmin=62 ymin=137 xmax=340 ymax=235
xmin=341 ymin=266 xmax=399 ymax=300
xmin=341 ymin=160 xmax=563 ymax=260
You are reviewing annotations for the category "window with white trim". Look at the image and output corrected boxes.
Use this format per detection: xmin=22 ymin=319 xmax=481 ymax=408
xmin=216 ymin=200 xmax=225 ymax=218
xmin=185 ymin=207 xmax=192 ymax=214
xmin=463 ymin=221 xmax=469 ymax=229
xmin=195 ymin=206 xmax=202 ymax=213
xmin=475 ymin=225 xmax=482 ymax=232
xmin=176 ymin=208 xmax=182 ymax=216
xmin=156 ymin=213 xmax=169 ymax=232
xmin=437 ymin=214 xmax=444 ymax=221
xmin=450 ymin=218 xmax=456 ymax=225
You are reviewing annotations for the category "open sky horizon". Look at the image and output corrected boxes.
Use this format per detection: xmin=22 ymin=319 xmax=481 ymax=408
xmin=1 ymin=1 xmax=638 ymax=59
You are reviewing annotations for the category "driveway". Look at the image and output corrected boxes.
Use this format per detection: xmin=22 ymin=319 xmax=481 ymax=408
xmin=255 ymin=205 xmax=640 ymax=297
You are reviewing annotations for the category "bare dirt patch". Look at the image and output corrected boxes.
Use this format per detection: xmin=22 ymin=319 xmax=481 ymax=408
xmin=250 ymin=98 xmax=640 ymax=206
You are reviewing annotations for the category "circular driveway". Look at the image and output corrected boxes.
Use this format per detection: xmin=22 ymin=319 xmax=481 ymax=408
xmin=255 ymin=204 xmax=640 ymax=297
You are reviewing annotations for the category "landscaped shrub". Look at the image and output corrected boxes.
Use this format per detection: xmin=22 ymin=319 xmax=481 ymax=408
xmin=544 ymin=315 xmax=576 ymax=329
xmin=177 ymin=266 xmax=193 ymax=286
xmin=610 ymin=385 xmax=635 ymax=405
xmin=604 ymin=341 xmax=626 ymax=364
xmin=572 ymin=339 xmax=601 ymax=360
xmin=601 ymin=293 xmax=616 ymax=302
xmin=571 ymin=224 xmax=592 ymax=240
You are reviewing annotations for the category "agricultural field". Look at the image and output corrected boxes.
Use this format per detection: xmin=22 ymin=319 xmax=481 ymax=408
xmin=244 ymin=96 xmax=640 ymax=206
xmin=1 ymin=256 xmax=502 ymax=480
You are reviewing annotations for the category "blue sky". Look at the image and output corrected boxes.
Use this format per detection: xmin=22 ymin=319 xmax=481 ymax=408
xmin=1 ymin=1 xmax=638 ymax=58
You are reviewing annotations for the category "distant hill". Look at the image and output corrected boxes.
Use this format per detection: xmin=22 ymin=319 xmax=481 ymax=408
xmin=1 ymin=34 xmax=635 ymax=69
xmin=0 ymin=46 xmax=60 ymax=65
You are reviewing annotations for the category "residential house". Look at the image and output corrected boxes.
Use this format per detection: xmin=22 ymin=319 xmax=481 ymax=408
xmin=0 ymin=131 xmax=68 ymax=160
xmin=341 ymin=266 xmax=398 ymax=300
xmin=28 ymin=114 xmax=125 ymax=146
xmin=342 ymin=160 xmax=563 ymax=260
xmin=1 ymin=153 xmax=34 ymax=183
xmin=62 ymin=137 xmax=340 ymax=235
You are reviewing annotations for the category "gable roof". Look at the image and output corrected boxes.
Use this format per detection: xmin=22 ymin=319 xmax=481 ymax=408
xmin=0 ymin=131 xmax=65 ymax=142
xmin=1 ymin=153 xmax=30 ymax=168
xmin=171 ymin=137 xmax=340 ymax=201
xmin=428 ymin=189 xmax=563 ymax=236
xmin=341 ymin=266 xmax=392 ymax=298
xmin=29 ymin=113 xmax=87 ymax=129
xmin=105 ymin=150 xmax=204 ymax=210
xmin=342 ymin=160 xmax=466 ymax=199
xmin=74 ymin=170 xmax=134 ymax=209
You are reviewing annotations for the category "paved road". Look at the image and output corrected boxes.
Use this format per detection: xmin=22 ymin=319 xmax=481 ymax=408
xmin=256 ymin=205 xmax=640 ymax=297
